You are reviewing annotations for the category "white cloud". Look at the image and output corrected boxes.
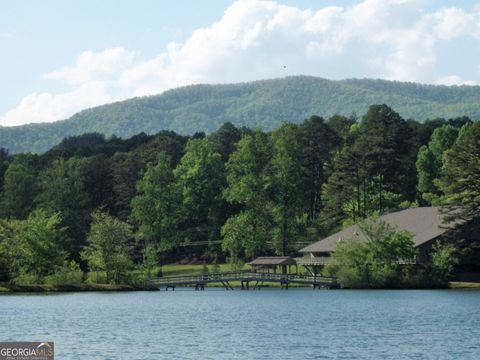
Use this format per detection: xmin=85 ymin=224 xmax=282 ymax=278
xmin=435 ymin=75 xmax=477 ymax=86
xmin=1 ymin=82 xmax=112 ymax=127
xmin=2 ymin=0 xmax=480 ymax=126
xmin=44 ymin=48 xmax=136 ymax=85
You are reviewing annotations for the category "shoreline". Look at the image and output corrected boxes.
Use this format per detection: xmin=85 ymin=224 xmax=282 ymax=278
xmin=1 ymin=281 xmax=479 ymax=293
xmin=0 ymin=283 xmax=159 ymax=293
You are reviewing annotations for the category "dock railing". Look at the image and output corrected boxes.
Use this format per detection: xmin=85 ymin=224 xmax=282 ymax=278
xmin=149 ymin=271 xmax=336 ymax=287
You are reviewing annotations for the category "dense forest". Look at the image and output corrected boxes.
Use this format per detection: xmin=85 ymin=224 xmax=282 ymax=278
xmin=0 ymin=104 xmax=478 ymax=285
xmin=3 ymin=76 xmax=480 ymax=153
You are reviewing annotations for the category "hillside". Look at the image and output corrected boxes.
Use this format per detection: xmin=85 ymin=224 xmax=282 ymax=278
xmin=1 ymin=76 xmax=480 ymax=153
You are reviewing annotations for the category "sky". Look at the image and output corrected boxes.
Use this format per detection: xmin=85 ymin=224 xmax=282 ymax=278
xmin=1 ymin=0 xmax=480 ymax=127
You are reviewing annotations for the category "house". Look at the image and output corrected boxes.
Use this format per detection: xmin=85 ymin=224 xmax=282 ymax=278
xmin=297 ymin=207 xmax=459 ymax=271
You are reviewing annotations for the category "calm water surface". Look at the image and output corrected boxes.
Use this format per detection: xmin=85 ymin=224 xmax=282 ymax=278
xmin=1 ymin=289 xmax=479 ymax=359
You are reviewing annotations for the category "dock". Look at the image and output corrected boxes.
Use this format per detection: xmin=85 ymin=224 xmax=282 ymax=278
xmin=149 ymin=271 xmax=338 ymax=290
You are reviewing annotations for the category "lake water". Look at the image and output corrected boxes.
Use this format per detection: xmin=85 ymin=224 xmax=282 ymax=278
xmin=1 ymin=289 xmax=479 ymax=359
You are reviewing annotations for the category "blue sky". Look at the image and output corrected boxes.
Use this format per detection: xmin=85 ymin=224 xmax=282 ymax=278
xmin=1 ymin=0 xmax=480 ymax=126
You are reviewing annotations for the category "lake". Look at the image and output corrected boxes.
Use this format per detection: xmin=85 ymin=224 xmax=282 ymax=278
xmin=1 ymin=289 xmax=479 ymax=359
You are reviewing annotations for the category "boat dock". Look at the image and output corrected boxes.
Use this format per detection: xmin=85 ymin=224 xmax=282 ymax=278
xmin=149 ymin=271 xmax=338 ymax=290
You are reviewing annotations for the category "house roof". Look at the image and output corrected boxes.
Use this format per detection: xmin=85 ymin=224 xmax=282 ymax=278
xmin=247 ymin=256 xmax=296 ymax=266
xmin=300 ymin=207 xmax=456 ymax=254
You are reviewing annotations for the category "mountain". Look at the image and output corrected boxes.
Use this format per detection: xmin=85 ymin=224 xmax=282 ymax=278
xmin=2 ymin=76 xmax=480 ymax=153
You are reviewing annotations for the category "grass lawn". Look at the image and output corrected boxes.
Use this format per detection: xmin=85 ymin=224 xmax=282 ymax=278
xmin=159 ymin=264 xmax=312 ymax=288
xmin=161 ymin=263 xmax=245 ymax=277
xmin=449 ymin=282 xmax=480 ymax=289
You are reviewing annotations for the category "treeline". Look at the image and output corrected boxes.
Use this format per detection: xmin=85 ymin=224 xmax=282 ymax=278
xmin=0 ymin=104 xmax=478 ymax=284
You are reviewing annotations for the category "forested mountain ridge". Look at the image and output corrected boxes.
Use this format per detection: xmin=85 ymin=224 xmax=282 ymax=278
xmin=2 ymin=76 xmax=480 ymax=153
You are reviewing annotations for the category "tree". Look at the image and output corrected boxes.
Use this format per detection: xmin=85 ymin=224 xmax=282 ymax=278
xmin=426 ymin=242 xmax=458 ymax=287
xmin=35 ymin=158 xmax=90 ymax=257
xmin=297 ymin=116 xmax=341 ymax=220
xmin=131 ymin=153 xmax=182 ymax=252
xmin=22 ymin=210 xmax=67 ymax=279
xmin=0 ymin=147 xmax=9 ymax=193
xmin=111 ymin=152 xmax=143 ymax=220
xmin=0 ymin=154 xmax=36 ymax=219
xmin=321 ymin=124 xmax=364 ymax=227
xmin=209 ymin=122 xmax=244 ymax=162
xmin=142 ymin=243 xmax=159 ymax=280
xmin=174 ymin=138 xmax=225 ymax=248
xmin=83 ymin=154 xmax=115 ymax=211
xmin=439 ymin=122 xmax=480 ymax=223
xmin=0 ymin=210 xmax=67 ymax=281
xmin=112 ymin=132 xmax=187 ymax=220
xmin=416 ymin=124 xmax=459 ymax=204
xmin=326 ymin=114 xmax=356 ymax=139
xmin=82 ymin=211 xmax=134 ymax=284
xmin=353 ymin=105 xmax=414 ymax=211
xmin=325 ymin=218 xmax=416 ymax=288
xmin=268 ymin=123 xmax=305 ymax=255
xmin=0 ymin=218 xmax=25 ymax=281
xmin=222 ymin=131 xmax=271 ymax=261
xmin=323 ymin=105 xmax=415 ymax=228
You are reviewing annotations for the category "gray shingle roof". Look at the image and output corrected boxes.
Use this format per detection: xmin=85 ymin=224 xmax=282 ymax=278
xmin=300 ymin=207 xmax=454 ymax=254
xmin=247 ymin=256 xmax=296 ymax=266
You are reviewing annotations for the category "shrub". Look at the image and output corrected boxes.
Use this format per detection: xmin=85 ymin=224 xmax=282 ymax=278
xmin=85 ymin=271 xmax=107 ymax=284
xmin=14 ymin=272 xmax=39 ymax=285
xmin=325 ymin=218 xmax=416 ymax=288
xmin=44 ymin=261 xmax=83 ymax=285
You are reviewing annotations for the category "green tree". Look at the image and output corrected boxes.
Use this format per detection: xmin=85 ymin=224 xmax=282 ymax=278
xmin=439 ymin=122 xmax=480 ymax=222
xmin=209 ymin=122 xmax=244 ymax=162
xmin=353 ymin=105 xmax=414 ymax=211
xmin=297 ymin=116 xmax=341 ymax=221
xmin=321 ymin=124 xmax=364 ymax=227
xmin=0 ymin=154 xmax=36 ymax=219
xmin=0 ymin=147 xmax=9 ymax=193
xmin=416 ymin=124 xmax=459 ymax=204
xmin=83 ymin=154 xmax=114 ymax=211
xmin=426 ymin=242 xmax=458 ymax=287
xmin=82 ymin=211 xmax=134 ymax=284
xmin=323 ymin=105 xmax=414 ymax=228
xmin=0 ymin=218 xmax=25 ymax=281
xmin=22 ymin=210 xmax=67 ymax=279
xmin=325 ymin=218 xmax=416 ymax=288
xmin=0 ymin=210 xmax=67 ymax=282
xmin=326 ymin=114 xmax=356 ymax=139
xmin=35 ymin=157 xmax=90 ymax=257
xmin=174 ymin=138 xmax=225 ymax=247
xmin=131 ymin=153 xmax=182 ymax=251
xmin=268 ymin=123 xmax=305 ymax=255
xmin=142 ymin=243 xmax=159 ymax=280
xmin=112 ymin=131 xmax=186 ymax=220
xmin=222 ymin=131 xmax=271 ymax=260
xmin=111 ymin=152 xmax=143 ymax=220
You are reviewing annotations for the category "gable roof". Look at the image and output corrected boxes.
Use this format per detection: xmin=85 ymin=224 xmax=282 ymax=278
xmin=300 ymin=207 xmax=455 ymax=254
xmin=247 ymin=256 xmax=296 ymax=266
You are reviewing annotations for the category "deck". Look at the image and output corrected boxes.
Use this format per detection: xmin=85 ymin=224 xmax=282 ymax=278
xmin=149 ymin=271 xmax=338 ymax=290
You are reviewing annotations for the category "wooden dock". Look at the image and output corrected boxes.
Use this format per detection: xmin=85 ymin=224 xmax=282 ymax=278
xmin=149 ymin=271 xmax=338 ymax=290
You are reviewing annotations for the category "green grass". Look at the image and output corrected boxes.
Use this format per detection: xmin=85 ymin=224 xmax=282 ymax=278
xmin=159 ymin=264 xmax=314 ymax=288
xmin=161 ymin=263 xmax=244 ymax=277
xmin=0 ymin=283 xmax=158 ymax=293
xmin=449 ymin=282 xmax=480 ymax=289
xmin=0 ymin=285 xmax=11 ymax=293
